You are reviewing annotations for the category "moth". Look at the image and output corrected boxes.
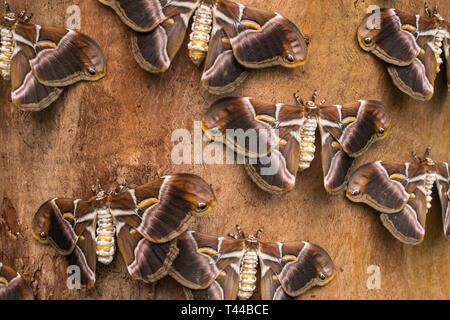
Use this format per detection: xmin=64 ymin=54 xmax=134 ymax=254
xmin=31 ymin=174 xmax=216 ymax=289
xmin=358 ymin=4 xmax=450 ymax=100
xmin=98 ymin=0 xmax=308 ymax=94
xmin=168 ymin=226 xmax=335 ymax=300
xmin=346 ymin=149 xmax=449 ymax=245
xmin=0 ymin=262 xmax=34 ymax=300
xmin=202 ymin=93 xmax=391 ymax=194
xmin=0 ymin=3 xmax=106 ymax=111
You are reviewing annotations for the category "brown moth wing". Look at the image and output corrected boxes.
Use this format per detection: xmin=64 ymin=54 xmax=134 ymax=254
xmin=436 ymin=162 xmax=450 ymax=239
xmin=19 ymin=24 xmax=106 ymax=87
xmin=183 ymin=265 xmax=240 ymax=300
xmin=11 ymin=42 xmax=63 ymax=111
xmin=214 ymin=0 xmax=307 ymax=69
xmin=110 ymin=190 xmax=179 ymax=282
xmin=135 ymin=174 xmax=216 ymax=243
xmin=379 ymin=161 xmax=428 ymax=244
xmin=98 ymin=0 xmax=200 ymax=32
xmin=203 ymin=97 xmax=303 ymax=158
xmin=244 ymin=133 xmax=300 ymax=194
xmin=67 ymin=240 xmax=97 ymax=289
xmin=320 ymin=133 xmax=355 ymax=194
xmin=318 ymin=101 xmax=391 ymax=158
xmin=346 ymin=161 xmax=417 ymax=213
xmin=357 ymin=8 xmax=420 ymax=66
xmin=169 ymin=231 xmax=245 ymax=290
xmin=387 ymin=43 xmax=436 ymax=101
xmin=259 ymin=241 xmax=335 ymax=299
xmin=384 ymin=12 xmax=443 ymax=101
xmin=59 ymin=199 xmax=98 ymax=289
xmin=118 ymin=224 xmax=179 ymax=282
xmin=318 ymin=101 xmax=390 ymax=193
xmin=347 ymin=161 xmax=429 ymax=244
xmin=131 ymin=12 xmax=196 ymax=73
xmin=201 ymin=25 xmax=248 ymax=94
xmin=0 ymin=263 xmax=34 ymax=300
xmin=31 ymin=198 xmax=93 ymax=255
xmin=259 ymin=265 xmax=294 ymax=300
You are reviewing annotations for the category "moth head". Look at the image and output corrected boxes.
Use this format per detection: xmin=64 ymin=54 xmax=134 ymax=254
xmin=309 ymin=243 xmax=335 ymax=286
xmin=31 ymin=201 xmax=53 ymax=245
xmin=31 ymin=198 xmax=78 ymax=254
xmin=345 ymin=167 xmax=369 ymax=201
xmin=78 ymin=34 xmax=107 ymax=81
xmin=278 ymin=18 xmax=308 ymax=67
xmin=357 ymin=15 xmax=381 ymax=51
xmin=165 ymin=174 xmax=217 ymax=216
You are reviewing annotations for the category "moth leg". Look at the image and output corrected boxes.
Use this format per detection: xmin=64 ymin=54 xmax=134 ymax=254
xmin=4 ymin=1 xmax=11 ymax=14
xmin=255 ymin=227 xmax=264 ymax=239
xmin=293 ymin=93 xmax=304 ymax=106
xmin=24 ymin=12 xmax=33 ymax=22
xmin=411 ymin=151 xmax=422 ymax=163
xmin=311 ymin=90 xmax=318 ymax=103
xmin=227 ymin=233 xmax=239 ymax=240
xmin=17 ymin=9 xmax=26 ymax=19
xmin=235 ymin=225 xmax=245 ymax=239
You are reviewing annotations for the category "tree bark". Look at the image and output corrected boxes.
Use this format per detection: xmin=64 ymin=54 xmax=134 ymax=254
xmin=0 ymin=0 xmax=449 ymax=299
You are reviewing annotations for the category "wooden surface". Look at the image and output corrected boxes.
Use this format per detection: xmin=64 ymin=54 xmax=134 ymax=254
xmin=0 ymin=0 xmax=449 ymax=300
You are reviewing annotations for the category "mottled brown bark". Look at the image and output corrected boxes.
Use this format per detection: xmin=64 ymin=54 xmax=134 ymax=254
xmin=0 ymin=0 xmax=449 ymax=299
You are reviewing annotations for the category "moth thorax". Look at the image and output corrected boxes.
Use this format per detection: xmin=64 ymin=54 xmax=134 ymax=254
xmin=0 ymin=27 xmax=14 ymax=80
xmin=424 ymin=173 xmax=436 ymax=212
xmin=188 ymin=4 xmax=212 ymax=66
xmin=298 ymin=118 xmax=318 ymax=171
xmin=95 ymin=209 xmax=116 ymax=265
xmin=238 ymin=249 xmax=258 ymax=300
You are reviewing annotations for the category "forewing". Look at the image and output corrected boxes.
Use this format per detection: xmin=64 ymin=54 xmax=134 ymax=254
xmin=436 ymin=162 xmax=450 ymax=239
xmin=131 ymin=11 xmax=196 ymax=73
xmin=169 ymin=231 xmax=244 ymax=293
xmin=31 ymin=198 xmax=90 ymax=255
xmin=203 ymin=97 xmax=303 ymax=158
xmin=244 ymin=133 xmax=300 ymax=194
xmin=135 ymin=174 xmax=216 ymax=243
xmin=18 ymin=24 xmax=106 ymax=87
xmin=0 ymin=264 xmax=34 ymax=300
xmin=347 ymin=161 xmax=428 ymax=244
xmin=259 ymin=241 xmax=335 ymax=299
xmin=387 ymin=44 xmax=437 ymax=101
xmin=357 ymin=8 xmax=420 ymax=66
xmin=110 ymin=190 xmax=179 ymax=282
xmin=318 ymin=100 xmax=390 ymax=193
xmin=201 ymin=25 xmax=248 ymax=94
xmin=98 ymin=0 xmax=200 ymax=32
xmin=11 ymin=33 xmax=63 ymax=111
xmin=214 ymin=0 xmax=307 ymax=68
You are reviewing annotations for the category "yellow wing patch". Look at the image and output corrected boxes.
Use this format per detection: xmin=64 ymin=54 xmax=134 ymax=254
xmin=241 ymin=20 xmax=261 ymax=30
xmin=138 ymin=198 xmax=159 ymax=209
xmin=197 ymin=248 xmax=218 ymax=255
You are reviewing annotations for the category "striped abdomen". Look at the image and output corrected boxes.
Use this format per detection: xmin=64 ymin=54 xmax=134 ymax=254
xmin=299 ymin=117 xmax=318 ymax=171
xmin=424 ymin=172 xmax=436 ymax=212
xmin=0 ymin=26 xmax=14 ymax=80
xmin=188 ymin=4 xmax=212 ymax=66
xmin=238 ymin=249 xmax=258 ymax=300
xmin=96 ymin=209 xmax=116 ymax=264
